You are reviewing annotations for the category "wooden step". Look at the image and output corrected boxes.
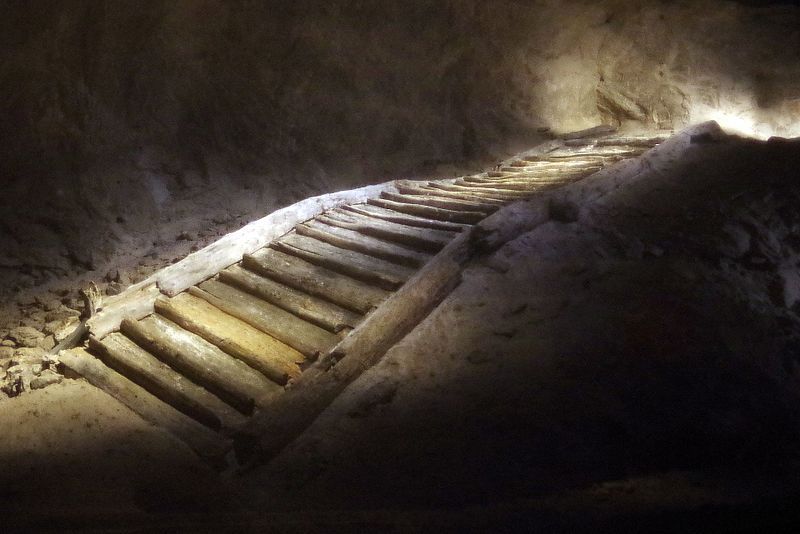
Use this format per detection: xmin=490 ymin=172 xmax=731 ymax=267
xmin=317 ymin=210 xmax=452 ymax=253
xmin=272 ymin=233 xmax=415 ymax=291
xmin=89 ymin=333 xmax=246 ymax=432
xmin=121 ymin=315 xmax=279 ymax=415
xmin=425 ymin=182 xmax=533 ymax=201
xmin=59 ymin=348 xmax=232 ymax=462
xmin=155 ymin=293 xmax=303 ymax=385
xmin=380 ymin=191 xmax=497 ymax=214
xmin=367 ymin=198 xmax=485 ymax=225
xmin=454 ymin=178 xmax=544 ymax=191
xmin=194 ymin=280 xmax=339 ymax=359
xmin=396 ymin=183 xmax=507 ymax=207
xmin=220 ymin=264 xmax=361 ymax=333
xmin=296 ymin=219 xmax=431 ymax=268
xmin=243 ymin=247 xmax=389 ymax=314
xmin=344 ymin=204 xmax=468 ymax=232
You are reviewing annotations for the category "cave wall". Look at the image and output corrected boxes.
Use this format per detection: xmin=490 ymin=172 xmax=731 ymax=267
xmin=1 ymin=0 xmax=799 ymax=302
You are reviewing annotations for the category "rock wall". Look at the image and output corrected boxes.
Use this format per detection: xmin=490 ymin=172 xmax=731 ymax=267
xmin=1 ymin=0 xmax=799 ymax=309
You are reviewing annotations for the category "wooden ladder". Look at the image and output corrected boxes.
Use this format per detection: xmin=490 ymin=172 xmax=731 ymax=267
xmin=58 ymin=135 xmax=666 ymax=465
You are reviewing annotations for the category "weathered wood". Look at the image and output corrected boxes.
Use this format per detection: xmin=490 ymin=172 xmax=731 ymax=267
xmin=368 ymin=198 xmax=485 ymax=224
xmin=272 ymin=233 xmax=416 ymax=291
xmin=522 ymin=155 xmax=623 ymax=165
xmin=396 ymin=183 xmax=507 ymax=207
xmin=89 ymin=333 xmax=246 ymax=432
xmin=425 ymin=182 xmax=533 ymax=201
xmin=239 ymin=228 xmax=476 ymax=466
xmin=317 ymin=210 xmax=452 ymax=253
xmin=593 ymin=136 xmax=667 ymax=147
xmin=220 ymin=264 xmax=361 ymax=333
xmin=121 ymin=315 xmax=278 ymax=414
xmin=536 ymin=146 xmax=646 ymax=159
xmin=344 ymin=204 xmax=468 ymax=232
xmin=454 ymin=178 xmax=544 ymax=191
xmin=454 ymin=179 xmax=579 ymax=192
xmin=296 ymin=219 xmax=431 ymax=268
xmin=143 ymin=181 xmax=399 ymax=298
xmin=463 ymin=176 xmax=581 ymax=186
xmin=155 ymin=293 xmax=303 ymax=384
xmin=380 ymin=191 xmax=497 ymax=214
xmin=194 ymin=280 xmax=339 ymax=359
xmin=59 ymin=348 xmax=232 ymax=461
xmin=471 ymin=198 xmax=551 ymax=254
xmin=86 ymin=284 xmax=160 ymax=339
xmin=82 ymin=181 xmax=401 ymax=338
xmin=243 ymin=248 xmax=389 ymax=314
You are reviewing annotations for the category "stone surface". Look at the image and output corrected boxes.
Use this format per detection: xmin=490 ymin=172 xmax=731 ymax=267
xmin=7 ymin=327 xmax=44 ymax=348
xmin=29 ymin=370 xmax=62 ymax=390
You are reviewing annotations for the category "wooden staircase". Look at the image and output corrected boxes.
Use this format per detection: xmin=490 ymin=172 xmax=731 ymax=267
xmin=58 ymin=134 xmax=666 ymax=465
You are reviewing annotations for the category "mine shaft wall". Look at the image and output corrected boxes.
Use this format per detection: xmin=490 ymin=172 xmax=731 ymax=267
xmin=1 ymin=0 xmax=799 ymax=298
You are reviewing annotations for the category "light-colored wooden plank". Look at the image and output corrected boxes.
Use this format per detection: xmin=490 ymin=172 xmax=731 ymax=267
xmin=380 ymin=191 xmax=498 ymax=214
xmin=155 ymin=293 xmax=303 ymax=385
xmin=396 ymin=182 xmax=507 ymax=207
xmin=90 ymin=333 xmax=246 ymax=432
xmin=296 ymin=219 xmax=432 ymax=268
xmin=319 ymin=210 xmax=453 ymax=252
xmin=368 ymin=198 xmax=485 ymax=224
xmin=121 ymin=315 xmax=279 ymax=414
xmin=272 ymin=233 xmax=416 ymax=291
xmin=220 ymin=264 xmax=361 ymax=333
xmin=194 ymin=280 xmax=339 ymax=357
xmin=344 ymin=204 xmax=468 ymax=232
xmin=242 ymin=248 xmax=389 ymax=314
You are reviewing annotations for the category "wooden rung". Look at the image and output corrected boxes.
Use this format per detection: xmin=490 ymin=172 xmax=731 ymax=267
xmin=121 ymin=315 xmax=278 ymax=415
xmin=243 ymin=248 xmax=389 ymax=314
xmin=155 ymin=293 xmax=303 ymax=385
xmin=380 ymin=191 xmax=498 ymax=214
xmin=367 ymin=198 xmax=485 ymax=225
xmin=59 ymin=348 xmax=232 ymax=462
xmin=402 ymin=185 xmax=507 ymax=207
xmin=220 ymin=264 xmax=361 ymax=333
xmin=297 ymin=219 xmax=431 ymax=268
xmin=454 ymin=178 xmax=543 ymax=192
xmin=272 ymin=233 xmax=416 ymax=291
xmin=317 ymin=210 xmax=452 ymax=253
xmin=342 ymin=203 xmax=467 ymax=232
xmin=89 ymin=334 xmax=246 ymax=432
xmin=193 ymin=280 xmax=339 ymax=359
xmin=425 ymin=182 xmax=532 ymax=201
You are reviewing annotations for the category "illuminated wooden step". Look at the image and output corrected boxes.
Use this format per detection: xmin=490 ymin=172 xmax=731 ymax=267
xmin=380 ymin=191 xmax=499 ymax=214
xmin=244 ymin=247 xmax=389 ymax=314
xmin=425 ymin=182 xmax=534 ymax=201
xmin=296 ymin=219 xmax=432 ymax=268
xmin=272 ymin=232 xmax=416 ymax=291
xmin=395 ymin=182 xmax=506 ymax=206
xmin=219 ymin=264 xmax=361 ymax=333
xmin=193 ymin=280 xmax=339 ymax=358
xmin=89 ymin=333 xmax=247 ymax=432
xmin=121 ymin=314 xmax=279 ymax=415
xmin=368 ymin=198 xmax=485 ymax=225
xmin=318 ymin=209 xmax=453 ymax=252
xmin=154 ymin=292 xmax=303 ymax=384
xmin=344 ymin=203 xmax=467 ymax=233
